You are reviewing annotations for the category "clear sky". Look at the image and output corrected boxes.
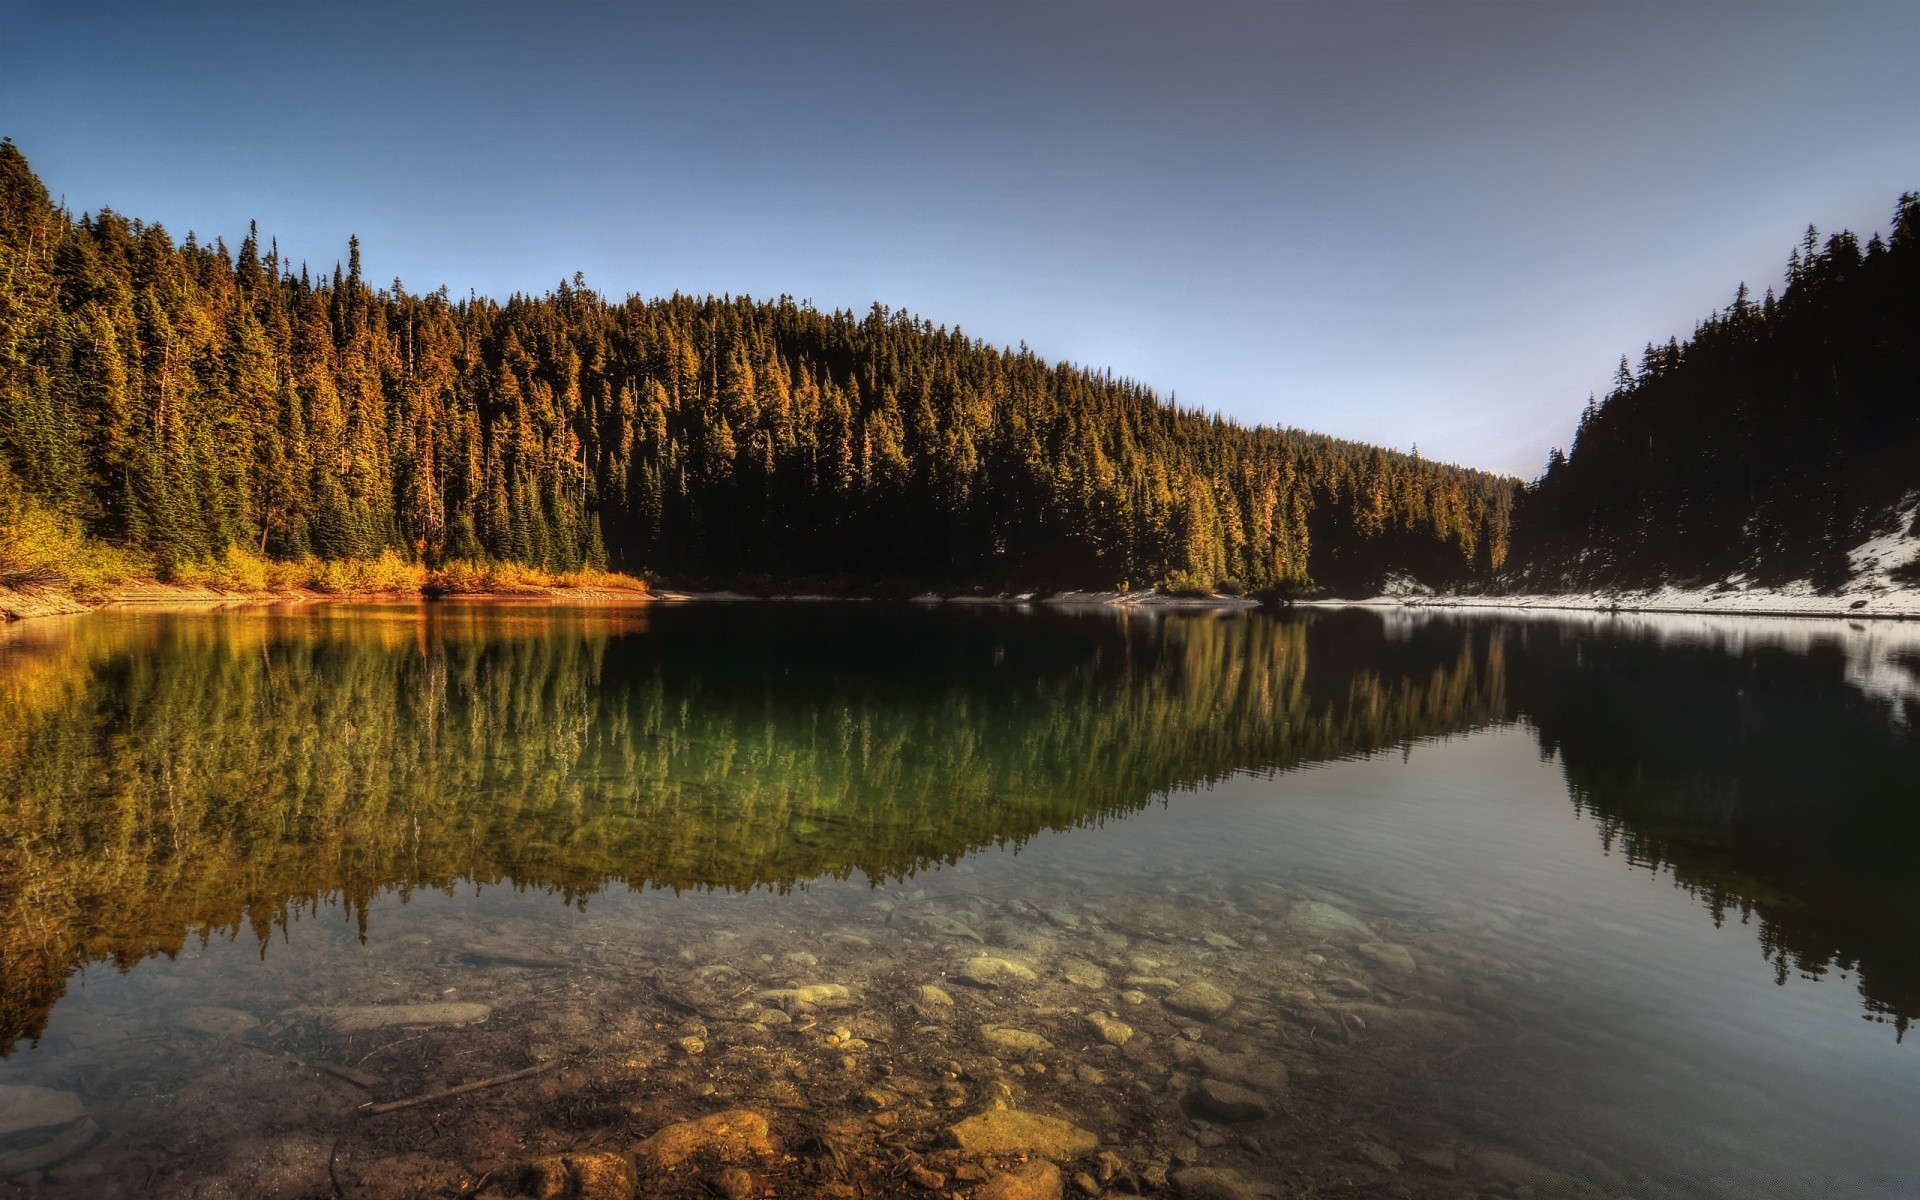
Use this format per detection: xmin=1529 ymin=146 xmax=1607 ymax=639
xmin=6 ymin=1 xmax=1917 ymax=478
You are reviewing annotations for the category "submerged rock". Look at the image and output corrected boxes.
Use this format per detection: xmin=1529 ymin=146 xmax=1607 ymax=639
xmin=1287 ymin=900 xmax=1372 ymax=939
xmin=1170 ymin=1166 xmax=1278 ymax=1200
xmin=324 ymin=1001 xmax=491 ymax=1032
xmin=979 ymin=1159 xmax=1065 ymax=1200
xmin=1354 ymin=942 xmax=1417 ymax=975
xmin=635 ymin=1109 xmax=777 ymax=1170
xmin=520 ymin=1151 xmax=637 ymax=1200
xmin=949 ymin=1110 xmax=1099 ymax=1158
xmin=0 ymin=1086 xmax=93 ymax=1176
xmin=1189 ymin=1078 xmax=1270 ymax=1121
xmin=1355 ymin=1141 xmax=1403 ymax=1171
xmin=0 ymin=1087 xmax=86 ymax=1139
xmin=1163 ymin=981 xmax=1234 ymax=1021
xmin=982 ymin=1025 xmax=1053 ymax=1055
xmin=172 ymin=1006 xmax=261 ymax=1037
xmin=1085 ymin=1011 xmax=1134 ymax=1046
xmin=956 ymin=956 xmax=1038 ymax=987
xmin=754 ymin=983 xmax=854 ymax=1013
xmin=1061 ymin=960 xmax=1110 ymax=990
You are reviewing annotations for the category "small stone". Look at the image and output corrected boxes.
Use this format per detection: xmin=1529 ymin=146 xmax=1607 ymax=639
xmin=1085 ymin=1011 xmax=1134 ymax=1046
xmin=1411 ymin=1147 xmax=1457 ymax=1174
xmin=979 ymin=1159 xmax=1065 ymax=1200
xmin=909 ymin=1162 xmax=947 ymax=1189
xmin=982 ymin=1025 xmax=1053 ymax=1055
xmin=918 ymin=984 xmax=955 ymax=1007
xmin=1355 ymin=943 xmax=1417 ymax=975
xmin=714 ymin=1167 xmax=756 ymax=1200
xmin=1062 ymin=960 xmax=1110 ymax=989
xmin=677 ymin=1036 xmax=706 ymax=1055
xmin=957 ymin=956 xmax=1039 ymax=987
xmin=1202 ymin=933 xmax=1242 ymax=949
xmin=1195 ymin=1128 xmax=1227 ymax=1149
xmin=1170 ymin=1166 xmax=1275 ymax=1200
xmin=635 ymin=1109 xmax=777 ymax=1169
xmin=949 ymin=1110 xmax=1099 ymax=1158
xmin=522 ymin=1152 xmax=637 ymax=1200
xmin=1073 ymin=1171 xmax=1101 ymax=1196
xmin=1120 ymin=990 xmax=1148 ymax=1005
xmin=1190 ymin=1078 xmax=1270 ymax=1122
xmin=1356 ymin=1141 xmax=1403 ymax=1172
xmin=1096 ymin=1151 xmax=1127 ymax=1184
xmin=1163 ymin=981 xmax=1234 ymax=1022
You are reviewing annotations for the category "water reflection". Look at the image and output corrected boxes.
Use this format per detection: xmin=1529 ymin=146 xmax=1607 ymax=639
xmin=0 ymin=603 xmax=1917 ymax=1196
xmin=0 ymin=604 xmax=1510 ymax=1054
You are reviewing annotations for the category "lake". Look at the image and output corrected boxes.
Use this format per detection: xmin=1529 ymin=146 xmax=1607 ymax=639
xmin=0 ymin=602 xmax=1916 ymax=1199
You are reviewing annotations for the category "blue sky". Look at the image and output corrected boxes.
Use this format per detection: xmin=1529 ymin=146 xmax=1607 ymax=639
xmin=6 ymin=1 xmax=1917 ymax=477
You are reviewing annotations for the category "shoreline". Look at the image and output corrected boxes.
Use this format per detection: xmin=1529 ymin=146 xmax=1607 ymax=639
xmin=0 ymin=581 xmax=1264 ymax=624
xmin=1302 ymin=588 xmax=1920 ymax=622
xmin=21 ymin=579 xmax=1920 ymax=625
xmin=0 ymin=581 xmax=657 ymax=623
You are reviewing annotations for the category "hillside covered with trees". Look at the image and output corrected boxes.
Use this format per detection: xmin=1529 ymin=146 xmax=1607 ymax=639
xmin=0 ymin=140 xmax=1512 ymax=597
xmin=1509 ymin=191 xmax=1920 ymax=592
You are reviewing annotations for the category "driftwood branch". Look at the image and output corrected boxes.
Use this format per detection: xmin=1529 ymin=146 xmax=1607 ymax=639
xmin=358 ymin=1059 xmax=557 ymax=1117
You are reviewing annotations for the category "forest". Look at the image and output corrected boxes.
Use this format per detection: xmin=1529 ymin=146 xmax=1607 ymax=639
xmin=1509 ymin=191 xmax=1920 ymax=590
xmin=0 ymin=140 xmax=1513 ymax=597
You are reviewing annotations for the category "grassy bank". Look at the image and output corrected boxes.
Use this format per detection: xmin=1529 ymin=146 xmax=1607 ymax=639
xmin=0 ymin=484 xmax=646 ymax=619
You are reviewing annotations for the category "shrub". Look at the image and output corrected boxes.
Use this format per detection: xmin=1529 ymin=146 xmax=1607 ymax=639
xmin=0 ymin=471 xmax=143 ymax=593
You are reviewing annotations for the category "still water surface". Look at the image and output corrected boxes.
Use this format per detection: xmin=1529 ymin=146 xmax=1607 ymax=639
xmin=0 ymin=603 xmax=1915 ymax=1198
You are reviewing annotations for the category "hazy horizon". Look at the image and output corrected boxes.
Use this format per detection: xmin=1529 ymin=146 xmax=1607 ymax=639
xmin=7 ymin=1 xmax=1917 ymax=478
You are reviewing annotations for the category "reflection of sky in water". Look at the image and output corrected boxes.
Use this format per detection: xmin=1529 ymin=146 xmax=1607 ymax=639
xmin=1169 ymin=732 xmax=1920 ymax=1188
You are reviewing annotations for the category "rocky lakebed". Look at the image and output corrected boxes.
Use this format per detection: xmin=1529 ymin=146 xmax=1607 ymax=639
xmin=0 ymin=865 xmax=1627 ymax=1200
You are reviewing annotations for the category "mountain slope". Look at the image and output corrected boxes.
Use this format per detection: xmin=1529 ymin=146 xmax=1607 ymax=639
xmin=1507 ymin=192 xmax=1920 ymax=597
xmin=0 ymin=140 xmax=1515 ymax=596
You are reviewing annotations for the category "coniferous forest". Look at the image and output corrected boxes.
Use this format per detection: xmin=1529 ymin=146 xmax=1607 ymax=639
xmin=1510 ymin=193 xmax=1920 ymax=590
xmin=0 ymin=141 xmax=1514 ymax=596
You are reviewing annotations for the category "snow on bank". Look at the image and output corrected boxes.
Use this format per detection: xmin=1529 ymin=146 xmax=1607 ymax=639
xmin=1337 ymin=496 xmax=1920 ymax=621
xmin=1344 ymin=601 xmax=1920 ymax=717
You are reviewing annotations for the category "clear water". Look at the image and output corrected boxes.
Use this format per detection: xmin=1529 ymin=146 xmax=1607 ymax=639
xmin=0 ymin=602 xmax=1915 ymax=1199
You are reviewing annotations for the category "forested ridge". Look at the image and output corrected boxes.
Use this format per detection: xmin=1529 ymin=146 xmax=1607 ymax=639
xmin=1510 ymin=191 xmax=1920 ymax=590
xmin=0 ymin=140 xmax=1513 ymax=595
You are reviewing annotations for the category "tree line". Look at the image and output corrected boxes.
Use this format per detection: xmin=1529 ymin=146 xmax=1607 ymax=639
xmin=0 ymin=140 xmax=1512 ymax=594
xmin=1511 ymin=191 xmax=1920 ymax=589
